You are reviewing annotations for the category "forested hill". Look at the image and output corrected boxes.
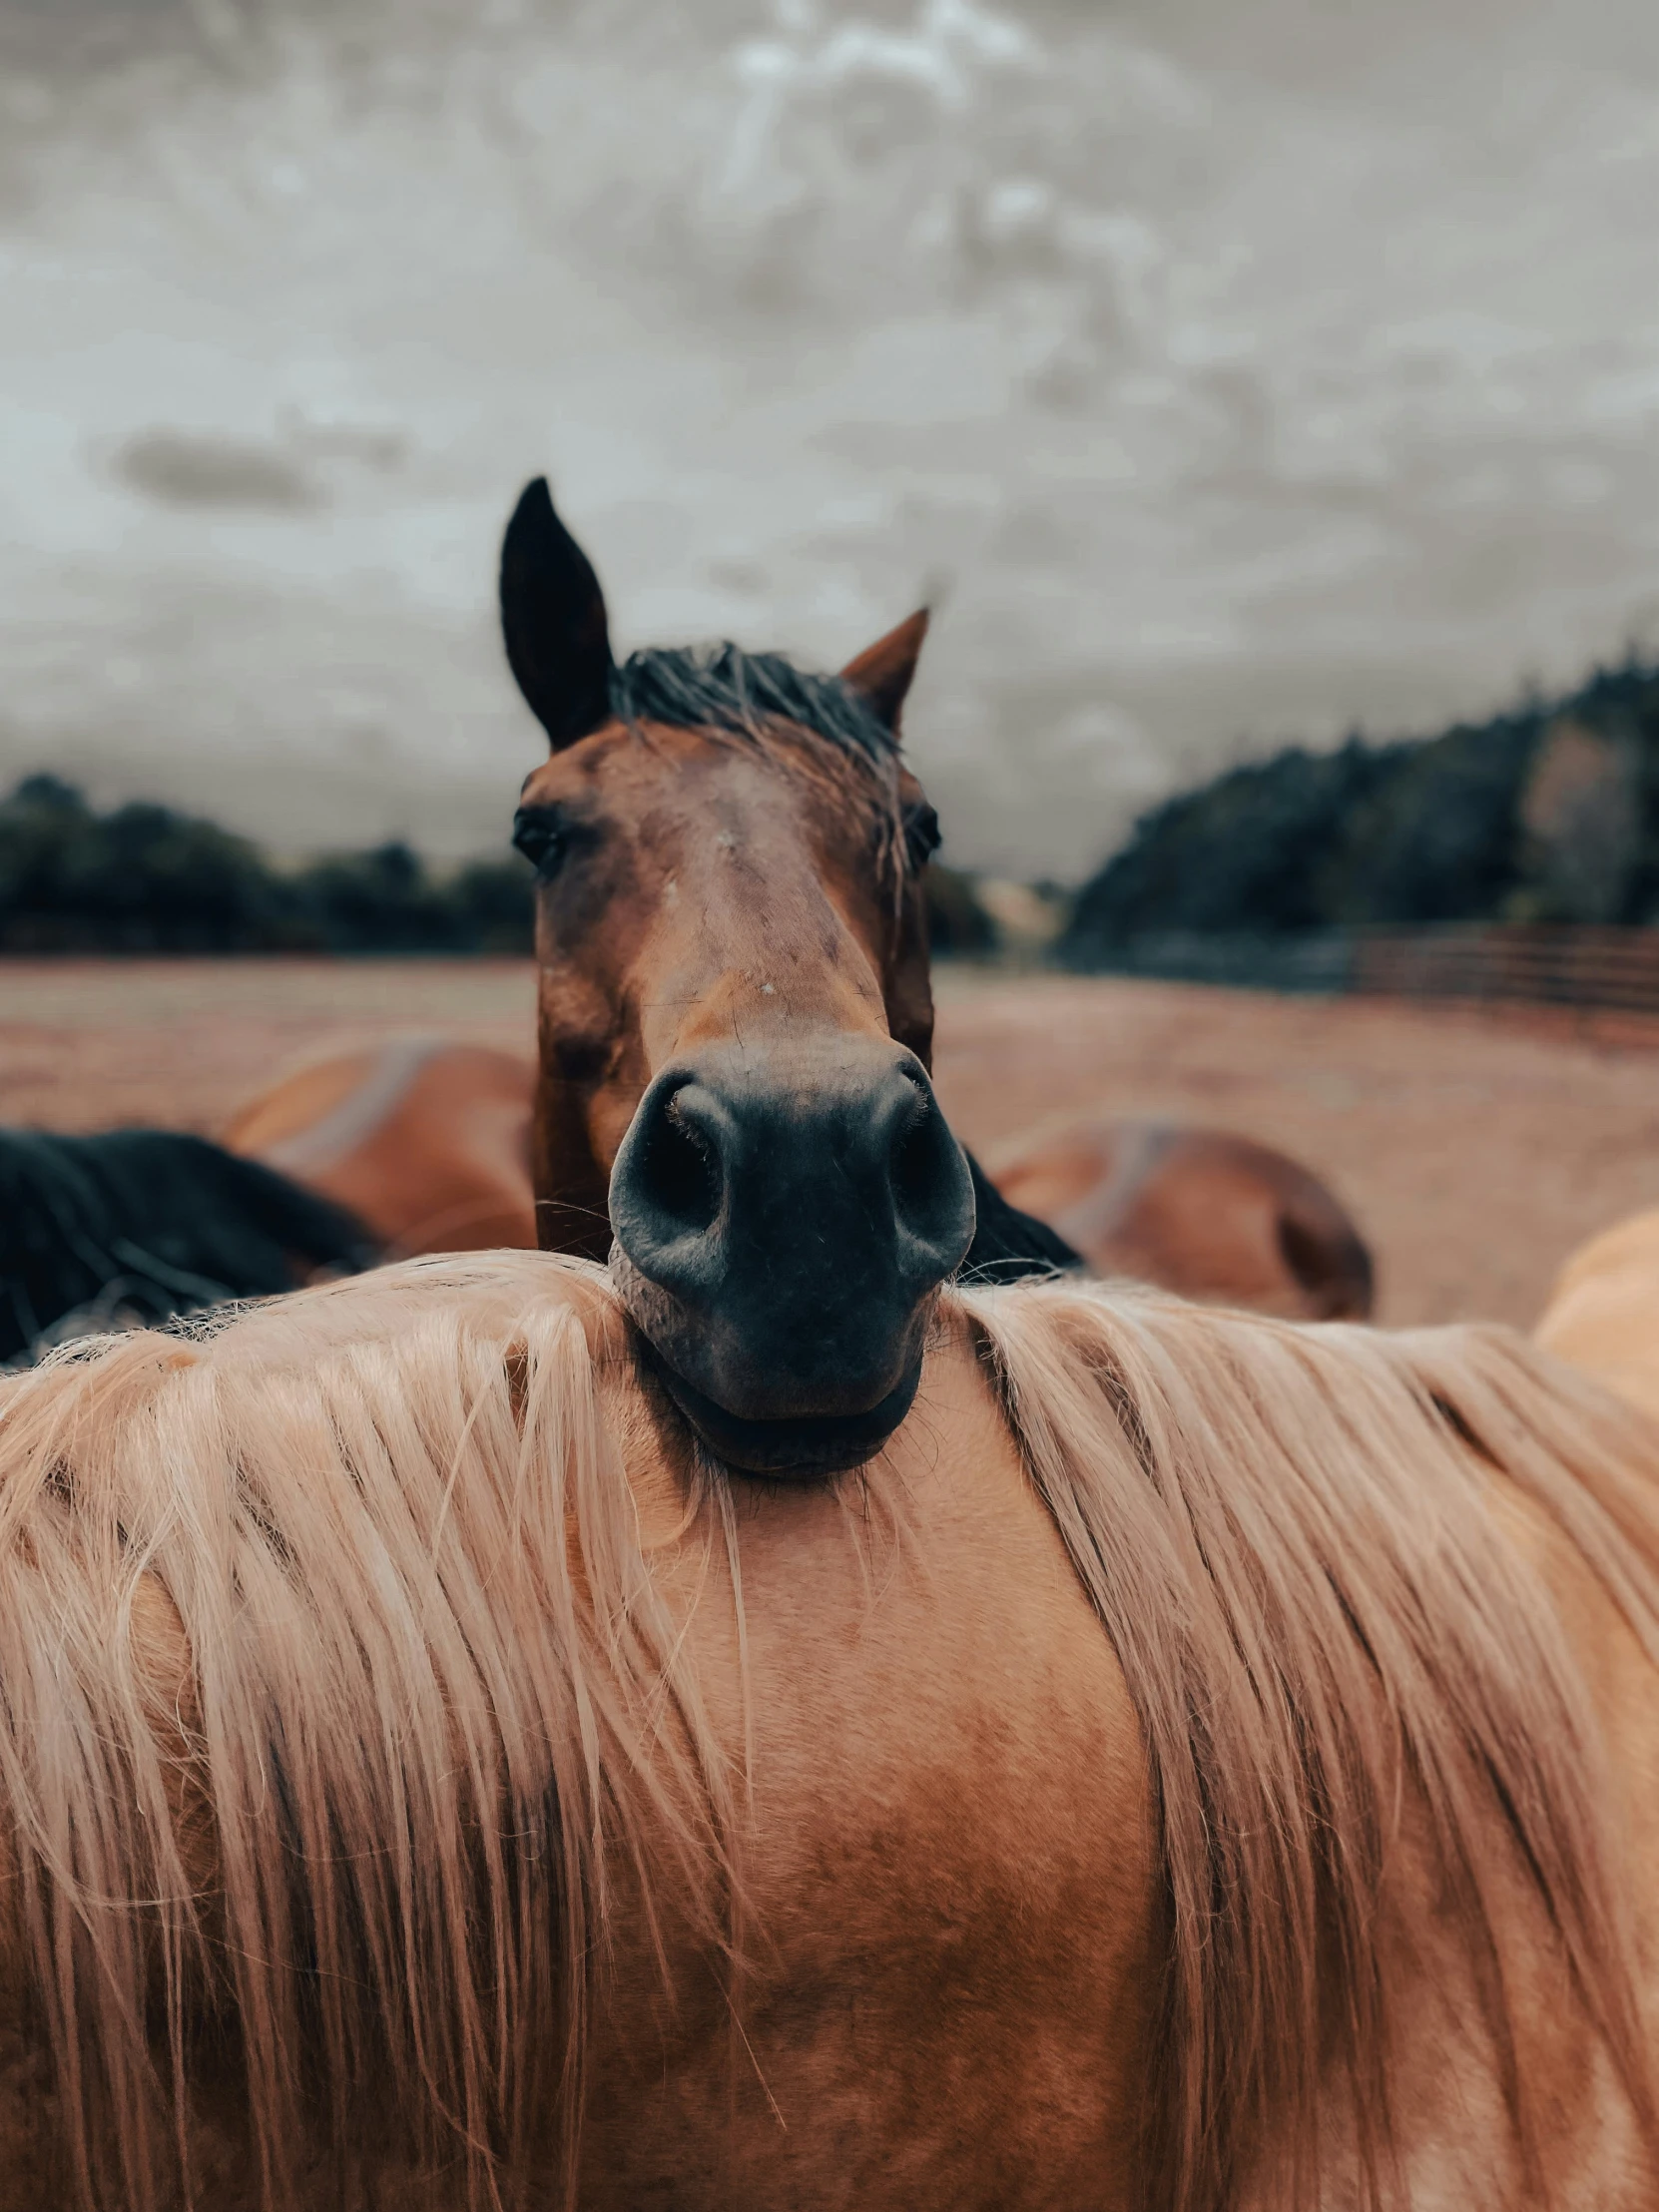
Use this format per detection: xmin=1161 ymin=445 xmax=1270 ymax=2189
xmin=1059 ymin=661 xmax=1659 ymax=967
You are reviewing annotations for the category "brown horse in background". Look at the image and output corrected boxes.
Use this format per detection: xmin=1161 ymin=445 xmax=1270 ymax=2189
xmin=498 ymin=475 xmax=1377 ymax=1398
xmin=225 ymin=1041 xmax=1372 ymax=1317
xmin=494 ymin=475 xmax=1009 ymax=1472
xmin=220 ymin=472 xmax=1372 ymax=1338
xmin=0 ymin=1253 xmax=1656 ymax=2208
xmin=224 ymin=472 xmax=1365 ymax=1435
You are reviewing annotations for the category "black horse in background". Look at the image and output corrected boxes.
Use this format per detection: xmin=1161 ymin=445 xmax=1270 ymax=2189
xmin=0 ymin=1128 xmax=376 ymax=1364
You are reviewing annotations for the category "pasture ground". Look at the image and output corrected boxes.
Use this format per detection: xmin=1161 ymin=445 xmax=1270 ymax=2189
xmin=3 ymin=958 xmax=1658 ymax=1330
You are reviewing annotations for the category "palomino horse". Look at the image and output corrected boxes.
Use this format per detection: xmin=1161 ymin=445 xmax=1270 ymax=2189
xmin=227 ymin=1041 xmax=1375 ymax=1319
xmin=0 ymin=1253 xmax=1656 ymax=2207
xmin=1536 ymin=1206 xmax=1659 ymax=1423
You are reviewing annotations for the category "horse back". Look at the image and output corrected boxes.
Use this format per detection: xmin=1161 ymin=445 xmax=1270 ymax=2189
xmin=1536 ymin=1207 xmax=1659 ymax=1427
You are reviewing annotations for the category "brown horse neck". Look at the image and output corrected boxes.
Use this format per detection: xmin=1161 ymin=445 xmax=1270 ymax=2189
xmin=531 ymin=1064 xmax=616 ymax=1261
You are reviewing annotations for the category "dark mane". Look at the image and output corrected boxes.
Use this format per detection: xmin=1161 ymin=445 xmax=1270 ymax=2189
xmin=958 ymin=1153 xmax=1085 ymax=1284
xmin=0 ymin=1128 xmax=377 ymax=1363
xmin=609 ymin=644 xmax=897 ymax=766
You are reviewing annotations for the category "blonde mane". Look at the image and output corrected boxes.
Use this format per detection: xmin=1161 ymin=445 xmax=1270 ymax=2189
xmin=964 ymin=1278 xmax=1659 ymax=2209
xmin=0 ymin=1254 xmax=735 ymax=2211
xmin=1 ymin=1254 xmax=1657 ymax=2209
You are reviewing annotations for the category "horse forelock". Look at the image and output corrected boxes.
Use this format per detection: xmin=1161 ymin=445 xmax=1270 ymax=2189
xmin=962 ymin=1277 xmax=1659 ymax=2211
xmin=607 ymin=644 xmax=898 ymax=769
xmin=0 ymin=1251 xmax=737 ymax=2211
xmin=605 ymin=643 xmax=910 ymax=916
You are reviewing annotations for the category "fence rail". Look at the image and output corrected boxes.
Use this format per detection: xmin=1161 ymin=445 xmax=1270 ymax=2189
xmin=1087 ymin=926 xmax=1659 ymax=1017
xmin=1352 ymin=928 xmax=1659 ymax=1014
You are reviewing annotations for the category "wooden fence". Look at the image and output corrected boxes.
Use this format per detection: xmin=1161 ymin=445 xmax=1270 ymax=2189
xmin=1091 ymin=927 xmax=1659 ymax=1018
xmin=1352 ymin=928 xmax=1659 ymax=1016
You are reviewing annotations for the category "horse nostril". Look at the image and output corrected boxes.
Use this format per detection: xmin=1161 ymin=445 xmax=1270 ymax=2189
xmin=891 ymin=1099 xmax=932 ymax=1215
xmin=634 ymin=1093 xmax=721 ymax=1235
xmin=889 ymin=1082 xmax=958 ymax=1241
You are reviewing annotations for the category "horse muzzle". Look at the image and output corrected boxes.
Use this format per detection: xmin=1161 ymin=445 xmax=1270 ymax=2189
xmin=607 ymin=1037 xmax=975 ymax=1479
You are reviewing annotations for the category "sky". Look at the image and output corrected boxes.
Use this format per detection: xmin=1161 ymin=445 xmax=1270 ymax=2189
xmin=2 ymin=0 xmax=1657 ymax=876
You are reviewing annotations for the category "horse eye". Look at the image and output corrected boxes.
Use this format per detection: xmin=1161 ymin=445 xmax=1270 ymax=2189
xmin=512 ymin=809 xmax=565 ymax=875
xmin=902 ymin=802 xmax=941 ymax=871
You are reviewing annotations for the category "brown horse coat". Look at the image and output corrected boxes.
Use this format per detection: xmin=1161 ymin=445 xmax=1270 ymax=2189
xmin=496 ymin=472 xmax=1374 ymax=1365
xmin=987 ymin=1114 xmax=1375 ymax=1319
xmin=0 ymin=1256 xmax=1656 ymax=2207
xmin=224 ymin=1037 xmax=537 ymax=1256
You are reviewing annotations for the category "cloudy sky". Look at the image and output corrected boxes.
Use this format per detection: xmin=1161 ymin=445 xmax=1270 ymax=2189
xmin=3 ymin=0 xmax=1657 ymax=875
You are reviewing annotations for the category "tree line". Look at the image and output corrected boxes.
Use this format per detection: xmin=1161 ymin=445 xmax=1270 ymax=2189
xmin=27 ymin=642 xmax=1638 ymax=968
xmin=1060 ymin=658 xmax=1659 ymax=966
xmin=0 ymin=777 xmax=536 ymax=954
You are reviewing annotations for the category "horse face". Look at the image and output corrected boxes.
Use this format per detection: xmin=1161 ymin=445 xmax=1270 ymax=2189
xmin=501 ymin=480 xmax=974 ymax=1479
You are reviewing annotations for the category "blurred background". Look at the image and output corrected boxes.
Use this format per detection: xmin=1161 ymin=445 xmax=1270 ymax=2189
xmin=4 ymin=0 xmax=1659 ymax=1333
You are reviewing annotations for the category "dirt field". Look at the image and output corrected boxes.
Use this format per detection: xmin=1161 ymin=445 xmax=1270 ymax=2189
xmin=3 ymin=957 xmax=1659 ymax=1331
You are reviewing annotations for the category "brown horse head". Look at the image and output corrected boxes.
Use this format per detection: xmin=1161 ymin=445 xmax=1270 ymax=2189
xmin=501 ymin=478 xmax=976 ymax=1478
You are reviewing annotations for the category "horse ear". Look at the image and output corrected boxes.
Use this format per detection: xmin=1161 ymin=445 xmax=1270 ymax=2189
xmin=499 ymin=477 xmax=615 ymax=750
xmin=839 ymin=608 xmax=930 ymax=734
